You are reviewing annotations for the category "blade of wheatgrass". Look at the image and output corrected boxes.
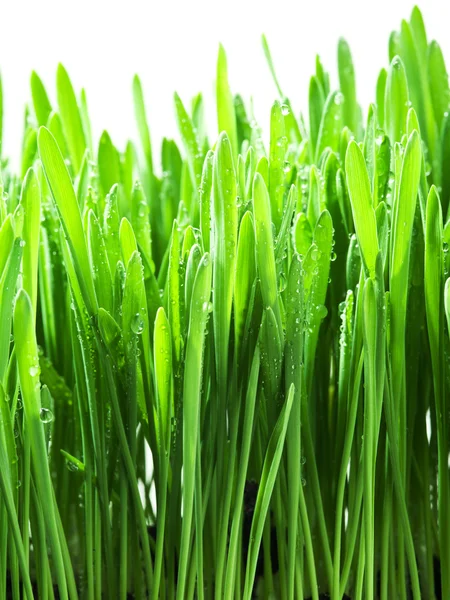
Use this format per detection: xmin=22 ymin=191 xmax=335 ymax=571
xmin=18 ymin=167 xmax=40 ymax=595
xmin=345 ymin=140 xmax=379 ymax=277
xmin=132 ymin=74 xmax=154 ymax=175
xmin=131 ymin=181 xmax=153 ymax=272
xmin=376 ymin=68 xmax=387 ymax=128
xmin=101 ymin=347 xmax=155 ymax=595
xmin=174 ymin=92 xmax=203 ymax=196
xmin=79 ymin=88 xmax=93 ymax=156
xmin=315 ymin=90 xmax=343 ymax=162
xmin=362 ymin=277 xmax=377 ymax=600
xmin=285 ymin=253 xmax=304 ymax=600
xmin=0 ymin=215 xmax=14 ymax=276
xmin=167 ymin=220 xmax=182 ymax=365
xmin=58 ymin=224 xmax=116 ymax=595
xmin=243 ymin=384 xmax=295 ymax=599
xmin=185 ymin=244 xmax=202 ymax=326
xmin=38 ymin=126 xmax=98 ymax=315
xmin=223 ymin=348 xmax=260 ymax=599
xmin=199 ymin=150 xmax=214 ymax=253
xmin=234 ymin=210 xmax=257 ymax=363
xmin=0 ymin=239 xmax=23 ymax=380
xmin=259 ymin=306 xmax=282 ymax=404
xmin=268 ymin=100 xmax=287 ymax=230
xmin=46 ymin=110 xmax=70 ymax=162
xmin=97 ymin=130 xmax=121 ymax=198
xmin=216 ymin=45 xmax=238 ymax=161
xmin=14 ymin=289 xmax=76 ymax=600
xmin=177 ymin=253 xmax=212 ymax=600
xmin=152 ymin=307 xmax=172 ymax=598
xmin=424 ymin=185 xmax=450 ymax=597
xmin=0 ymin=385 xmax=34 ymax=600
xmin=389 ymin=129 xmax=421 ymax=439
xmin=30 ymin=71 xmax=53 ymax=127
xmin=309 ymin=76 xmax=325 ymax=158
xmin=383 ymin=354 xmax=422 ymax=600
xmin=56 ymin=64 xmax=86 ymax=174
xmin=261 ymin=34 xmax=284 ymax=98
xmin=275 ymin=183 xmax=297 ymax=265
xmin=303 ymin=210 xmax=332 ymax=393
xmin=307 ymin=165 xmax=321 ymax=228
xmin=253 ymin=172 xmax=281 ymax=330
xmin=211 ymin=132 xmax=238 ymax=503
xmin=428 ymin=40 xmax=450 ymax=131
xmin=384 ymin=56 xmax=409 ymax=144
xmin=338 ymin=37 xmax=359 ymax=135
xmin=20 ymin=168 xmax=40 ymax=315
xmin=87 ymin=210 xmax=113 ymax=313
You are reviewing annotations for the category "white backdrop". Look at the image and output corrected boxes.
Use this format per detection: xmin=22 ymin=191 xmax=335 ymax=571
xmin=1 ymin=0 xmax=449 ymax=166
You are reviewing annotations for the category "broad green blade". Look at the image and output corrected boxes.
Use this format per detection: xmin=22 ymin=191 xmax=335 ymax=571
xmin=31 ymin=71 xmax=52 ymax=127
xmin=345 ymin=140 xmax=379 ymax=277
xmin=98 ymin=130 xmax=122 ymax=197
xmin=385 ymin=56 xmax=409 ymax=144
xmin=338 ymin=37 xmax=359 ymax=135
xmin=20 ymin=168 xmax=40 ymax=315
xmin=38 ymin=127 xmax=97 ymax=314
xmin=56 ymin=64 xmax=86 ymax=173
xmin=212 ymin=132 xmax=238 ymax=391
xmin=216 ymin=45 xmax=238 ymax=161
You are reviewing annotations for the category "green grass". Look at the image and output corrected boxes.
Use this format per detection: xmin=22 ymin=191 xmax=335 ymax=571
xmin=0 ymin=5 xmax=449 ymax=599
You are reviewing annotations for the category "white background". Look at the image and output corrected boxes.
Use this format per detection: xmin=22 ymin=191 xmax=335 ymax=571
xmin=1 ymin=0 xmax=450 ymax=166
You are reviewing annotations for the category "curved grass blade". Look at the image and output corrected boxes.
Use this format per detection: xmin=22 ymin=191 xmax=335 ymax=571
xmin=338 ymin=38 xmax=359 ymax=135
xmin=217 ymin=45 xmax=238 ymax=160
xmin=38 ymin=127 xmax=97 ymax=314
xmin=30 ymin=71 xmax=52 ymax=127
xmin=345 ymin=140 xmax=379 ymax=277
xmin=56 ymin=64 xmax=86 ymax=174
xmin=243 ymin=384 xmax=295 ymax=599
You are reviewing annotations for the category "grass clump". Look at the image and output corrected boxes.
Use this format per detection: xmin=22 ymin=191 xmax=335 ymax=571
xmin=0 ymin=5 xmax=449 ymax=599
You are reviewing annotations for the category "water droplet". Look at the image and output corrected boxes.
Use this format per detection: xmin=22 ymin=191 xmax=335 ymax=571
xmin=278 ymin=272 xmax=287 ymax=293
xmin=331 ymin=251 xmax=337 ymax=262
xmin=29 ymin=365 xmax=39 ymax=377
xmin=311 ymin=246 xmax=320 ymax=261
xmin=66 ymin=461 xmax=79 ymax=472
xmin=39 ymin=408 xmax=54 ymax=424
xmin=202 ymin=301 xmax=213 ymax=313
xmin=316 ymin=305 xmax=328 ymax=320
xmin=131 ymin=313 xmax=144 ymax=335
